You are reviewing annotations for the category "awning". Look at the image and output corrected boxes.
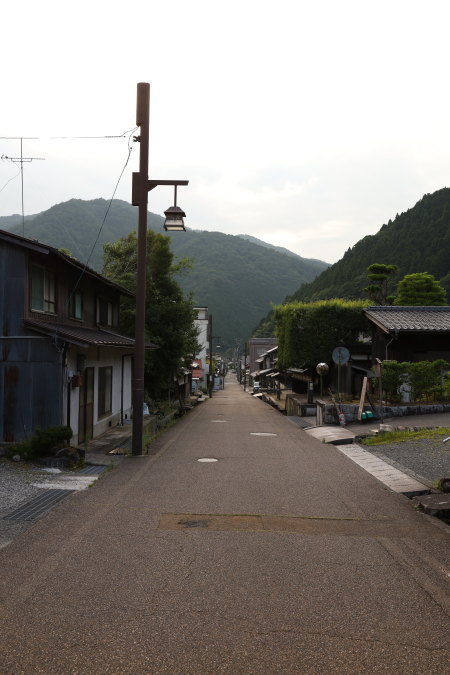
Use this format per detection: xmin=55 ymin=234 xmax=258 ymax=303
xmin=258 ymin=367 xmax=275 ymax=376
xmin=25 ymin=319 xmax=158 ymax=350
xmin=268 ymin=371 xmax=280 ymax=378
xmin=255 ymin=357 xmax=264 ymax=364
xmin=250 ymin=371 xmax=260 ymax=378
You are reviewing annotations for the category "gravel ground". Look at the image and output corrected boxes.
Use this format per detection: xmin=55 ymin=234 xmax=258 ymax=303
xmin=367 ymin=438 xmax=450 ymax=484
xmin=0 ymin=460 xmax=69 ymax=548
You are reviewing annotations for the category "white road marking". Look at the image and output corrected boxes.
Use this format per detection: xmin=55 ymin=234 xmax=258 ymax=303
xmin=250 ymin=432 xmax=277 ymax=437
xmin=197 ymin=458 xmax=218 ymax=463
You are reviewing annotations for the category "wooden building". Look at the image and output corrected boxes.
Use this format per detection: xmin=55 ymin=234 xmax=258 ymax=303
xmin=0 ymin=229 xmax=156 ymax=445
xmin=364 ymin=306 xmax=450 ymax=363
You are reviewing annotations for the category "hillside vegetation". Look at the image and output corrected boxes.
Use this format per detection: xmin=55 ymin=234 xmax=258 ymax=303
xmin=0 ymin=198 xmax=328 ymax=348
xmin=290 ymin=189 xmax=450 ymax=302
xmin=254 ymin=189 xmax=450 ymax=337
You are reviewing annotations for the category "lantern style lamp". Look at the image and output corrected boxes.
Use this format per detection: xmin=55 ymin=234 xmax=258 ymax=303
xmin=164 ymin=185 xmax=186 ymax=231
xmin=316 ymin=362 xmax=329 ymax=397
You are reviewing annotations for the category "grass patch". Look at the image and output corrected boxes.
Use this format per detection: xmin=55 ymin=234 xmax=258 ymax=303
xmin=361 ymin=427 xmax=450 ymax=446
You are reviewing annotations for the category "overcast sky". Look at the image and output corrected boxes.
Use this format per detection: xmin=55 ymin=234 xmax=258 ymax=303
xmin=1 ymin=0 xmax=449 ymax=263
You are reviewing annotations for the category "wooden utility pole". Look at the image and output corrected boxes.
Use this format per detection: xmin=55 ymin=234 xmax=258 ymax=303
xmin=208 ymin=314 xmax=213 ymax=398
xmin=243 ymin=341 xmax=248 ymax=391
xmin=131 ymin=83 xmax=150 ymax=456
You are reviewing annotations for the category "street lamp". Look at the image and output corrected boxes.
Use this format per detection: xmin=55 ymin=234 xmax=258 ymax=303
xmin=131 ymin=82 xmax=189 ymax=456
xmin=164 ymin=186 xmax=186 ymax=232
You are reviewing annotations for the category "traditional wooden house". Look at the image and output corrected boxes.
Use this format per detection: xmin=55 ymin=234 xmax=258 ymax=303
xmin=0 ymin=229 xmax=155 ymax=445
xmin=364 ymin=306 xmax=450 ymax=363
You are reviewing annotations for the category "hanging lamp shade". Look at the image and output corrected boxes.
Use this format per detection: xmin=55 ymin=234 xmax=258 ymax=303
xmin=163 ymin=205 xmax=186 ymax=231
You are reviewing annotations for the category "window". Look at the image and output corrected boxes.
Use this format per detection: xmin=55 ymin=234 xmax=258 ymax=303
xmin=69 ymin=291 xmax=83 ymax=320
xmin=98 ymin=366 xmax=112 ymax=417
xmin=31 ymin=266 xmax=56 ymax=313
xmin=97 ymin=298 xmax=113 ymax=326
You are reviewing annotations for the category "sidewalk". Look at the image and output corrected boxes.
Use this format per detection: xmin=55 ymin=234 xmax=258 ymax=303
xmin=0 ymin=374 xmax=448 ymax=673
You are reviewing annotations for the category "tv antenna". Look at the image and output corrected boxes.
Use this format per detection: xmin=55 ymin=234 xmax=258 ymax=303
xmin=1 ymin=137 xmax=45 ymax=236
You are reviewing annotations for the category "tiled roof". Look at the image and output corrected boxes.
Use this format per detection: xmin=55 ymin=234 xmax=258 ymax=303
xmin=364 ymin=306 xmax=450 ymax=332
xmin=25 ymin=319 xmax=158 ymax=349
xmin=0 ymin=229 xmax=134 ymax=297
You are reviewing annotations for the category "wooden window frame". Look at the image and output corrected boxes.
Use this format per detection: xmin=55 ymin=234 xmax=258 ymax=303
xmin=69 ymin=291 xmax=84 ymax=321
xmin=97 ymin=297 xmax=113 ymax=327
xmin=30 ymin=264 xmax=57 ymax=315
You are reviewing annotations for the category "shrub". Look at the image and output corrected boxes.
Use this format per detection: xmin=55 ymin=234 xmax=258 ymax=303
xmin=8 ymin=425 xmax=73 ymax=460
xmin=382 ymin=360 xmax=448 ymax=403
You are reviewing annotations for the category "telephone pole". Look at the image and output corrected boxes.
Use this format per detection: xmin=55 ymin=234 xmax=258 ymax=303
xmin=131 ymin=83 xmax=150 ymax=456
xmin=243 ymin=341 xmax=248 ymax=391
xmin=131 ymin=82 xmax=189 ymax=456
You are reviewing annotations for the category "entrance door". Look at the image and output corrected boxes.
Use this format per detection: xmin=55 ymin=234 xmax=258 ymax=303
xmin=78 ymin=367 xmax=94 ymax=443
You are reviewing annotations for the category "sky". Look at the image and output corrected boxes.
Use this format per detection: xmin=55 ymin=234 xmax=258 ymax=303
xmin=1 ymin=0 xmax=449 ymax=263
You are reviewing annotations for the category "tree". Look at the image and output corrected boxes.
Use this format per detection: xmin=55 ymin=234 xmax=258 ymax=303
xmin=103 ymin=230 xmax=199 ymax=400
xmin=363 ymin=263 xmax=398 ymax=305
xmin=394 ymin=272 xmax=447 ymax=306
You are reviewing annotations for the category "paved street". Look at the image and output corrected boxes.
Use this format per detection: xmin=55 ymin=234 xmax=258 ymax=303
xmin=1 ymin=375 xmax=449 ymax=673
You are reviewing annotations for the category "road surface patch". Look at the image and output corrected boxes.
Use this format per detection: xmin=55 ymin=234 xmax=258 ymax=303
xmin=158 ymin=513 xmax=445 ymax=539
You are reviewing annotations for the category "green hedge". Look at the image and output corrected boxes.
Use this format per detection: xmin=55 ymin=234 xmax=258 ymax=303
xmin=381 ymin=360 xmax=449 ymax=403
xmin=274 ymin=299 xmax=369 ymax=369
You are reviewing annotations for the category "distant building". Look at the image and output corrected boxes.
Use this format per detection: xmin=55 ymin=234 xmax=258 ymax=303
xmin=193 ymin=307 xmax=209 ymax=390
xmin=0 ymin=229 xmax=156 ymax=445
xmin=248 ymin=337 xmax=277 ymax=375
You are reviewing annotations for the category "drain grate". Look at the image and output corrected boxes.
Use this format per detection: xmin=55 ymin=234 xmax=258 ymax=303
xmin=3 ymin=490 xmax=74 ymax=521
xmin=78 ymin=465 xmax=107 ymax=475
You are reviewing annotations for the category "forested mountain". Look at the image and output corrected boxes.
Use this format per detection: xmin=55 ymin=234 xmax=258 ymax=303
xmin=237 ymin=234 xmax=326 ymax=268
xmin=0 ymin=198 xmax=328 ymax=348
xmin=290 ymin=189 xmax=450 ymax=302
xmin=253 ymin=189 xmax=450 ymax=337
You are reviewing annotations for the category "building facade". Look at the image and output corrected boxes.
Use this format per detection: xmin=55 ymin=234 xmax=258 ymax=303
xmin=0 ymin=229 xmax=144 ymax=446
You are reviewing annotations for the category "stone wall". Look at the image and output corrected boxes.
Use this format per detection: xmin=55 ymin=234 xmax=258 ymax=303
xmin=316 ymin=401 xmax=450 ymax=425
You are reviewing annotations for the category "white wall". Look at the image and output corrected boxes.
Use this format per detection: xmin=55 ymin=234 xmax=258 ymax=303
xmin=194 ymin=318 xmax=209 ymax=384
xmin=65 ymin=346 xmax=132 ymax=445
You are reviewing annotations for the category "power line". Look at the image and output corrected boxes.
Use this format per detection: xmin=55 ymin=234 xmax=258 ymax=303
xmin=0 ymin=166 xmax=21 ymax=195
xmin=67 ymin=126 xmax=137 ymax=303
xmin=0 ymin=127 xmax=137 ymax=141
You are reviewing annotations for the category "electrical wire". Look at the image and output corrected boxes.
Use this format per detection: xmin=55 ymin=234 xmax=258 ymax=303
xmin=0 ymin=166 xmax=21 ymax=194
xmin=67 ymin=126 xmax=138 ymax=305
xmin=0 ymin=127 xmax=138 ymax=141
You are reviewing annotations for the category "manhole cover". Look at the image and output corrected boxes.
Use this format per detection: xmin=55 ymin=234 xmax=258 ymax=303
xmin=197 ymin=458 xmax=218 ymax=463
xmin=178 ymin=519 xmax=210 ymax=528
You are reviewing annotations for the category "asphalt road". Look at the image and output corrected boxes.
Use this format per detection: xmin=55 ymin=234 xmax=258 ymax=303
xmin=1 ymin=375 xmax=449 ymax=673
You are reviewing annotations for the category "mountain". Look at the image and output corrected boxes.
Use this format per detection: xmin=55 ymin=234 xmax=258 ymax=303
xmin=0 ymin=198 xmax=328 ymax=348
xmin=288 ymin=189 xmax=450 ymax=303
xmin=237 ymin=234 xmax=326 ymax=267
xmin=253 ymin=189 xmax=450 ymax=338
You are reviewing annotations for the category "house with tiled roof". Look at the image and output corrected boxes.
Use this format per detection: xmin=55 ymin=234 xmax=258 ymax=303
xmin=0 ymin=229 xmax=156 ymax=445
xmin=364 ymin=306 xmax=450 ymax=363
